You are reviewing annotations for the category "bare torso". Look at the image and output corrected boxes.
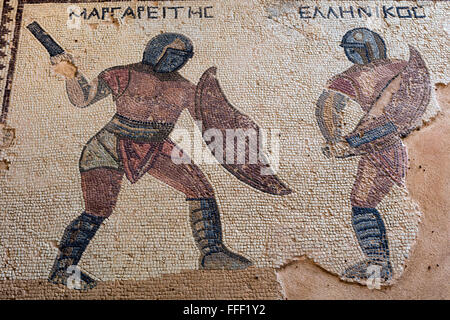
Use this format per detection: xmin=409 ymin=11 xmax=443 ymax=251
xmin=115 ymin=63 xmax=196 ymax=123
xmin=65 ymin=62 xmax=196 ymax=123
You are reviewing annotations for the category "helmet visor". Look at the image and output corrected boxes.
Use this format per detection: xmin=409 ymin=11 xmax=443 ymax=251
xmin=153 ymin=48 xmax=194 ymax=73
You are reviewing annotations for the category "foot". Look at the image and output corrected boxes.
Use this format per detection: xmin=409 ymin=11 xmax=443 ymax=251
xmin=48 ymin=268 xmax=98 ymax=290
xmin=199 ymin=247 xmax=253 ymax=270
xmin=341 ymin=260 xmax=392 ymax=283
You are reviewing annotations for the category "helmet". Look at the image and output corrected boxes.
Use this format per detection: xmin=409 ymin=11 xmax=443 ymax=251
xmin=340 ymin=28 xmax=386 ymax=65
xmin=142 ymin=33 xmax=194 ymax=73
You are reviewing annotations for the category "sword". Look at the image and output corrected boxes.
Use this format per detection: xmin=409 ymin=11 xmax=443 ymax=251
xmin=27 ymin=21 xmax=65 ymax=57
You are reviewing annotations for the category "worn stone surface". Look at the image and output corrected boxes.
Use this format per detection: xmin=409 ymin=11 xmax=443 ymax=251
xmin=0 ymin=267 xmax=282 ymax=299
xmin=277 ymin=83 xmax=449 ymax=299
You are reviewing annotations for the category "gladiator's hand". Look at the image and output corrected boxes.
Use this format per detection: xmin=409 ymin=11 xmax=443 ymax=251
xmin=51 ymin=53 xmax=77 ymax=79
xmin=323 ymin=141 xmax=361 ymax=159
xmin=334 ymin=145 xmax=360 ymax=159
xmin=321 ymin=145 xmax=332 ymax=159
xmin=53 ymin=60 xmax=77 ymax=79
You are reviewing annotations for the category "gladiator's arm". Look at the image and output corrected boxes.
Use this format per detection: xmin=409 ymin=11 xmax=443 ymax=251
xmin=343 ymin=76 xmax=403 ymax=153
xmin=65 ymin=73 xmax=111 ymax=108
xmin=343 ymin=113 xmax=398 ymax=155
xmin=315 ymin=89 xmax=348 ymax=145
xmin=315 ymin=89 xmax=361 ymax=158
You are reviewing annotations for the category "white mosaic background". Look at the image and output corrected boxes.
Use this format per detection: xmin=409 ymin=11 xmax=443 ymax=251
xmin=0 ymin=0 xmax=447 ymax=282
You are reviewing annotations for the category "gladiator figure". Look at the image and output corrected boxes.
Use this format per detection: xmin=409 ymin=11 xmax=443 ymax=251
xmin=42 ymin=32 xmax=291 ymax=289
xmin=315 ymin=28 xmax=430 ymax=283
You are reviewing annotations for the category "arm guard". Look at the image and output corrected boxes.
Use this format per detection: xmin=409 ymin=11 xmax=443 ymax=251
xmin=66 ymin=74 xmax=111 ymax=108
xmin=315 ymin=90 xmax=349 ymax=144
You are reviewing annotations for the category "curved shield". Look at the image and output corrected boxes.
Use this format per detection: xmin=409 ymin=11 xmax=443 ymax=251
xmin=384 ymin=46 xmax=431 ymax=137
xmin=194 ymin=67 xmax=292 ymax=195
xmin=345 ymin=46 xmax=431 ymax=156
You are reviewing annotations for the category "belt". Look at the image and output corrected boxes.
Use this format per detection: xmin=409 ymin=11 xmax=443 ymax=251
xmin=104 ymin=114 xmax=175 ymax=142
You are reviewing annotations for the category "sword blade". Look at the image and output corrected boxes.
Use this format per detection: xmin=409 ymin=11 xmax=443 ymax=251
xmin=27 ymin=21 xmax=65 ymax=57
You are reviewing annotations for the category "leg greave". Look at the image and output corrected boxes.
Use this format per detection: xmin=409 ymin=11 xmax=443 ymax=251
xmin=51 ymin=212 xmax=104 ymax=274
xmin=351 ymin=207 xmax=390 ymax=264
xmin=187 ymin=198 xmax=223 ymax=255
xmin=186 ymin=198 xmax=253 ymax=270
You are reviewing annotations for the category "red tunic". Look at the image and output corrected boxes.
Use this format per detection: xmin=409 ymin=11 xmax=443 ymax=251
xmin=327 ymin=59 xmax=408 ymax=187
